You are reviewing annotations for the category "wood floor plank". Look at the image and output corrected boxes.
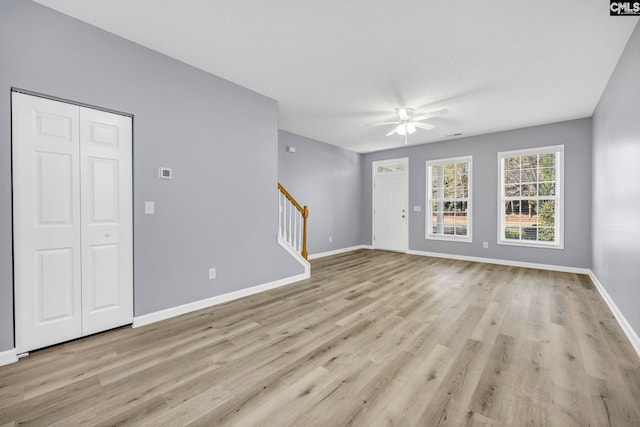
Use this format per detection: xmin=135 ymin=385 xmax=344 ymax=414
xmin=336 ymin=350 xmax=415 ymax=426
xmin=507 ymin=338 xmax=552 ymax=426
xmin=416 ymin=338 xmax=489 ymax=426
xmin=547 ymin=323 xmax=594 ymax=427
xmin=0 ymin=249 xmax=638 ymax=426
xmin=355 ymin=343 xmax=455 ymax=426
xmin=284 ymin=358 xmax=380 ymax=427
xmin=470 ymin=301 xmax=507 ymax=345
xmin=587 ymin=375 xmax=640 ymax=426
xmin=467 ymin=334 xmax=516 ymax=423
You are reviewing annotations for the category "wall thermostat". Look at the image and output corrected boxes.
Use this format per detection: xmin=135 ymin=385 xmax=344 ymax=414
xmin=159 ymin=167 xmax=172 ymax=180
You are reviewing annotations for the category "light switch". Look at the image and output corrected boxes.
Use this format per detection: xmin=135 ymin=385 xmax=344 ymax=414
xmin=144 ymin=201 xmax=155 ymax=215
xmin=413 ymin=205 xmax=422 ymax=212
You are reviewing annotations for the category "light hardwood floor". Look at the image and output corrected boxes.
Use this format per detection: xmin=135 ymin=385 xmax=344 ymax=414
xmin=1 ymin=250 xmax=639 ymax=426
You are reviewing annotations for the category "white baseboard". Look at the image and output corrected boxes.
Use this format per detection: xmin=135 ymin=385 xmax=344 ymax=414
xmin=277 ymin=236 xmax=310 ymax=275
xmin=309 ymin=245 xmax=372 ymax=260
xmin=588 ymin=271 xmax=640 ymax=359
xmin=407 ymin=249 xmax=591 ymax=274
xmin=133 ymin=272 xmax=310 ymax=328
xmin=0 ymin=348 xmax=18 ymax=367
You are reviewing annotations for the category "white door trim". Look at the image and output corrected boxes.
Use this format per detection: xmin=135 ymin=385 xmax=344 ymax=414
xmin=372 ymin=157 xmax=409 ymax=252
xmin=11 ymin=87 xmax=133 ymax=118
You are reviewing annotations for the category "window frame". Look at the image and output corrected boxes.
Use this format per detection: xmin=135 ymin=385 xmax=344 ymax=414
xmin=497 ymin=145 xmax=564 ymax=249
xmin=425 ymin=155 xmax=473 ymax=243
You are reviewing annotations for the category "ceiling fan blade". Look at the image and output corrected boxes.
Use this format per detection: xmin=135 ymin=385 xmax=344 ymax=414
xmin=413 ymin=122 xmax=435 ymax=131
xmin=413 ymin=108 xmax=449 ymax=121
xmin=367 ymin=121 xmax=401 ymax=126
xmin=386 ymin=126 xmax=400 ymax=136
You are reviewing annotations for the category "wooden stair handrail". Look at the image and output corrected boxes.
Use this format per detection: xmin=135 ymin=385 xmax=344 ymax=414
xmin=278 ymin=183 xmax=304 ymax=214
xmin=278 ymin=182 xmax=309 ymax=260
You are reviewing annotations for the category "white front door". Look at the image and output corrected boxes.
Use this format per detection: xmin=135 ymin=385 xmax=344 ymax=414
xmin=373 ymin=158 xmax=408 ymax=252
xmin=12 ymin=92 xmax=133 ymax=353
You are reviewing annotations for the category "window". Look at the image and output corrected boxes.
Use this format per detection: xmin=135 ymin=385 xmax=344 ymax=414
xmin=426 ymin=156 xmax=472 ymax=241
xmin=375 ymin=162 xmax=405 ymax=174
xmin=498 ymin=145 xmax=563 ymax=248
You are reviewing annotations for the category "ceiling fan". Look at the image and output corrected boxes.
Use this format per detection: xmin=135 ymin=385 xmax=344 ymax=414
xmin=369 ymin=107 xmax=449 ymax=144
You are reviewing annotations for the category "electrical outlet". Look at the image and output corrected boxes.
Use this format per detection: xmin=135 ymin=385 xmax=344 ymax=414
xmin=209 ymin=268 xmax=216 ymax=280
xmin=605 ymin=264 xmax=608 ymax=276
xmin=329 ymin=236 xmax=333 ymax=243
xmin=144 ymin=201 xmax=155 ymax=215
xmin=483 ymin=242 xmax=488 ymax=249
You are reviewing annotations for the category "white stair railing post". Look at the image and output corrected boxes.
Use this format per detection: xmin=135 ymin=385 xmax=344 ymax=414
xmin=278 ymin=193 xmax=283 ymax=239
xmin=293 ymin=209 xmax=298 ymax=251
xmin=298 ymin=216 xmax=303 ymax=253
xmin=288 ymin=201 xmax=292 ymax=245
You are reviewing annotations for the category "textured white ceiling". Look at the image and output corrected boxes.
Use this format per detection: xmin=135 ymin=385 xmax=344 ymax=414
xmin=34 ymin=0 xmax=638 ymax=152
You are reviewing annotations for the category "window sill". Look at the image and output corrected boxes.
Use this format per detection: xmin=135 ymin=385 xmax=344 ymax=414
xmin=497 ymin=240 xmax=564 ymax=250
xmin=426 ymin=235 xmax=473 ymax=243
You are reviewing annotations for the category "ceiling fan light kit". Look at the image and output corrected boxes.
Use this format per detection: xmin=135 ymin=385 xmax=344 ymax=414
xmin=395 ymin=123 xmax=416 ymax=136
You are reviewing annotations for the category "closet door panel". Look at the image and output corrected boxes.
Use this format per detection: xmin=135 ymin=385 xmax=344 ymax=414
xmin=12 ymin=93 xmax=82 ymax=353
xmin=80 ymin=107 xmax=133 ymax=335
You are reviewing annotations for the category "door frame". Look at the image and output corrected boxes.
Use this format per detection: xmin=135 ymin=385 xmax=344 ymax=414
xmin=11 ymin=88 xmax=135 ymax=353
xmin=372 ymin=157 xmax=409 ymax=252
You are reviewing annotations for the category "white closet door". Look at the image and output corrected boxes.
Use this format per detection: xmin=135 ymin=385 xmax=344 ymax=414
xmin=13 ymin=93 xmax=133 ymax=352
xmin=12 ymin=93 xmax=83 ymax=353
xmin=80 ymin=107 xmax=133 ymax=335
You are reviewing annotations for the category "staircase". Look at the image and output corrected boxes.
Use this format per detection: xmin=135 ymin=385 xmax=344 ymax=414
xmin=277 ymin=182 xmax=309 ymax=261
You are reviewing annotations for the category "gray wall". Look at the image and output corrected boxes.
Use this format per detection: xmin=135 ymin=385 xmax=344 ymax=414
xmin=0 ymin=1 xmax=302 ymax=352
xmin=592 ymin=22 xmax=640 ymax=335
xmin=278 ymin=131 xmax=364 ymax=255
xmin=361 ymin=118 xmax=593 ymax=268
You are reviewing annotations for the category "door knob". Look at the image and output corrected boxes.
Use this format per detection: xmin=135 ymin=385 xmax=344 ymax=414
xmin=402 ymin=215 xmax=406 ymax=218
